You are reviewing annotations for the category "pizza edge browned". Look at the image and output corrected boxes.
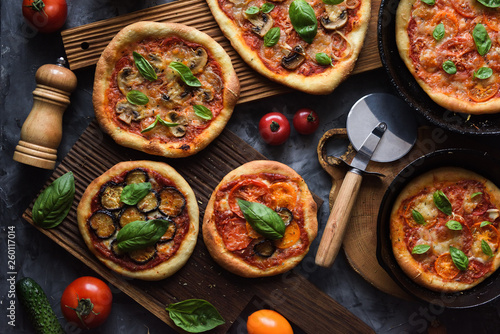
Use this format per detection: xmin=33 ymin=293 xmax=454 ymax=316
xmin=205 ymin=0 xmax=371 ymax=95
xmin=77 ymin=160 xmax=199 ymax=281
xmin=93 ymin=21 xmax=240 ymax=158
xmin=390 ymin=166 xmax=500 ymax=292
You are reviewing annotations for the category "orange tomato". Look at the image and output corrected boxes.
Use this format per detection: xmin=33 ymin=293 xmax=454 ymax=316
xmin=435 ymin=253 xmax=460 ymax=279
xmin=274 ymin=221 xmax=301 ymax=249
xmin=247 ymin=309 xmax=294 ymax=334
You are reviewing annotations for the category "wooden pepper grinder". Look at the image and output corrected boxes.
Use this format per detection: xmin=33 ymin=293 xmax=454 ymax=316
xmin=13 ymin=57 xmax=77 ymax=169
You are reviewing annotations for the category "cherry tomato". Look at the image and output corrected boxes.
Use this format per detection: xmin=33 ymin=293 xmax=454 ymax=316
xmin=259 ymin=112 xmax=291 ymax=145
xmin=22 ymin=0 xmax=67 ymax=33
xmin=61 ymin=277 xmax=113 ymax=329
xmin=293 ymin=108 xmax=320 ymax=135
xmin=247 ymin=309 xmax=293 ymax=334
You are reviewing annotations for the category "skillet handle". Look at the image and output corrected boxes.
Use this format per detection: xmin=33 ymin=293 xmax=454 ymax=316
xmin=315 ymin=170 xmax=363 ymax=268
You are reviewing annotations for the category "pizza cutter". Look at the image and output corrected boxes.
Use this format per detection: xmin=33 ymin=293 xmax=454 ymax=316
xmin=315 ymin=93 xmax=418 ymax=268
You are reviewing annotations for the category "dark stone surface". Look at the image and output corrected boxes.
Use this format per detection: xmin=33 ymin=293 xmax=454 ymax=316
xmin=1 ymin=0 xmax=499 ymax=333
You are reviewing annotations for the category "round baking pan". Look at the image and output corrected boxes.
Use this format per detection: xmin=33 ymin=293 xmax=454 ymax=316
xmin=378 ymin=0 xmax=500 ymax=136
xmin=377 ymin=148 xmax=500 ymax=308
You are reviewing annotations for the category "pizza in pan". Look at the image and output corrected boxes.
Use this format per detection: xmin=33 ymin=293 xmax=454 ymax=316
xmin=396 ymin=0 xmax=500 ymax=114
xmin=203 ymin=160 xmax=317 ymax=277
xmin=390 ymin=167 xmax=500 ymax=292
xmin=93 ymin=21 xmax=240 ymax=158
xmin=77 ymin=161 xmax=199 ymax=281
xmin=206 ymin=0 xmax=371 ymax=95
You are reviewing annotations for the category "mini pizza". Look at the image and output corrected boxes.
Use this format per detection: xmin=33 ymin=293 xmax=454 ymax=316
xmin=396 ymin=0 xmax=500 ymax=114
xmin=93 ymin=21 xmax=240 ymax=158
xmin=390 ymin=167 xmax=500 ymax=292
xmin=77 ymin=161 xmax=199 ymax=281
xmin=203 ymin=160 xmax=318 ymax=277
xmin=205 ymin=0 xmax=371 ymax=95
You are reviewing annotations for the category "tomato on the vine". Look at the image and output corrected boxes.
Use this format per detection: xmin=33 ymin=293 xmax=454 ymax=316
xmin=293 ymin=108 xmax=319 ymax=135
xmin=61 ymin=277 xmax=112 ymax=329
xmin=22 ymin=0 xmax=67 ymax=33
xmin=247 ymin=309 xmax=293 ymax=334
xmin=258 ymin=112 xmax=291 ymax=145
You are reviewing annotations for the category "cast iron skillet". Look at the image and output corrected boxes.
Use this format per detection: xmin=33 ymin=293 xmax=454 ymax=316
xmin=377 ymin=148 xmax=500 ymax=308
xmin=378 ymin=0 xmax=500 ymax=136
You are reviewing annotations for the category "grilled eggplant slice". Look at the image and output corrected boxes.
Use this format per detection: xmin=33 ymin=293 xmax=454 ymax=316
xmin=158 ymin=220 xmax=177 ymax=242
xmin=125 ymin=168 xmax=149 ymax=184
xmin=275 ymin=207 xmax=293 ymax=226
xmin=118 ymin=206 xmax=147 ymax=228
xmin=136 ymin=190 xmax=160 ymax=213
xmin=100 ymin=182 xmax=124 ymax=211
xmin=110 ymin=239 xmax=125 ymax=257
xmin=254 ymin=240 xmax=276 ymax=257
xmin=89 ymin=210 xmax=117 ymax=239
xmin=158 ymin=187 xmax=186 ymax=217
xmin=129 ymin=246 xmax=156 ymax=264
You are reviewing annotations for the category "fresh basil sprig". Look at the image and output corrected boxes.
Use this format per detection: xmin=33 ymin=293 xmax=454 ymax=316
xmin=449 ymin=246 xmax=468 ymax=271
xmin=481 ymin=240 xmax=494 ymax=257
xmin=261 ymin=2 xmax=275 ymax=13
xmin=477 ymin=0 xmax=500 ymax=8
xmin=412 ymin=244 xmax=431 ymax=254
xmin=473 ymin=24 xmax=492 ymax=56
xmin=421 ymin=0 xmax=435 ymax=4
xmin=474 ymin=67 xmax=493 ymax=80
xmin=194 ymin=105 xmax=213 ymax=120
xmin=433 ymin=23 xmax=445 ymax=41
xmin=238 ymin=200 xmax=285 ymax=239
xmin=433 ymin=190 xmax=452 ymax=215
xmin=480 ymin=221 xmax=492 ymax=227
xmin=166 ymin=299 xmax=225 ymax=333
xmin=126 ymin=90 xmax=149 ymax=105
xmin=169 ymin=61 xmax=202 ymax=87
xmin=133 ymin=51 xmax=158 ymax=81
xmin=121 ymin=182 xmax=151 ymax=205
xmin=446 ymin=220 xmax=462 ymax=231
xmin=245 ymin=6 xmax=260 ymax=15
xmin=322 ymin=0 xmax=345 ymax=4
xmin=471 ymin=192 xmax=483 ymax=198
xmin=264 ymin=27 xmax=280 ymax=47
xmin=289 ymin=0 xmax=318 ymax=44
xmin=32 ymin=172 xmax=75 ymax=229
xmin=412 ymin=209 xmax=426 ymax=225
xmin=316 ymin=52 xmax=333 ymax=66
xmin=442 ymin=60 xmax=457 ymax=75
xmin=141 ymin=115 xmax=179 ymax=133
xmin=115 ymin=219 xmax=170 ymax=252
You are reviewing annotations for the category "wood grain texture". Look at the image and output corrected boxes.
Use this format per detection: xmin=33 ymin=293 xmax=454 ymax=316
xmin=23 ymin=120 xmax=373 ymax=334
xmin=61 ymin=0 xmax=382 ymax=104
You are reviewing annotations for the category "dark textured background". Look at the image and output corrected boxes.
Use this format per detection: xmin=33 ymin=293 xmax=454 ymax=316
xmin=1 ymin=0 xmax=499 ymax=333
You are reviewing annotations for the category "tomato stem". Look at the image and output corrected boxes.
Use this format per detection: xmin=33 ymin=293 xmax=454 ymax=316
xmin=270 ymin=121 xmax=280 ymax=132
xmin=25 ymin=0 xmax=45 ymax=12
xmin=65 ymin=294 xmax=100 ymax=330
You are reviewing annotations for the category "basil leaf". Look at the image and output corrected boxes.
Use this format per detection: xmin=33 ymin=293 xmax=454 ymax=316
xmin=289 ymin=0 xmax=318 ymax=44
xmin=133 ymin=51 xmax=158 ymax=81
xmin=433 ymin=23 xmax=445 ymax=41
xmin=449 ymin=246 xmax=469 ymax=271
xmin=477 ymin=0 xmax=500 ymax=8
xmin=238 ymin=200 xmax=285 ymax=239
xmin=32 ymin=172 xmax=75 ymax=229
xmin=169 ymin=61 xmax=202 ymax=87
xmin=316 ymin=52 xmax=332 ymax=66
xmin=126 ymin=90 xmax=149 ymax=105
xmin=481 ymin=240 xmax=494 ymax=257
xmin=166 ymin=299 xmax=225 ymax=333
xmin=261 ymin=3 xmax=275 ymax=13
xmin=473 ymin=24 xmax=492 ymax=56
xmin=322 ymin=0 xmax=344 ymax=4
xmin=433 ymin=190 xmax=452 ymax=215
xmin=194 ymin=105 xmax=213 ymax=120
xmin=245 ymin=6 xmax=260 ymax=15
xmin=471 ymin=192 xmax=483 ymax=198
xmin=141 ymin=115 xmax=179 ymax=133
xmin=421 ymin=0 xmax=435 ymax=4
xmin=116 ymin=219 xmax=169 ymax=252
xmin=412 ymin=244 xmax=431 ymax=254
xmin=446 ymin=220 xmax=463 ymax=231
xmin=480 ymin=221 xmax=492 ymax=227
xmin=442 ymin=60 xmax=457 ymax=75
xmin=121 ymin=182 xmax=151 ymax=205
xmin=474 ymin=67 xmax=493 ymax=80
xmin=264 ymin=27 xmax=280 ymax=47
xmin=412 ymin=209 xmax=426 ymax=225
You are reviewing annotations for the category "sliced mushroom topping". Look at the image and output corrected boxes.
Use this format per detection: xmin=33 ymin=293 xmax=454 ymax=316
xmin=115 ymin=100 xmax=141 ymax=124
xmin=158 ymin=187 xmax=186 ymax=217
xmin=129 ymin=246 xmax=156 ymax=264
xmin=166 ymin=111 xmax=189 ymax=138
xmin=321 ymin=4 xmax=348 ymax=31
xmin=137 ymin=190 xmax=160 ymax=213
xmin=147 ymin=53 xmax=166 ymax=73
xmin=100 ymin=182 xmax=124 ymax=211
xmin=254 ymin=240 xmax=276 ymax=257
xmin=245 ymin=12 xmax=274 ymax=37
xmin=276 ymin=207 xmax=293 ymax=226
xmin=125 ymin=168 xmax=149 ymax=184
xmin=117 ymin=67 xmax=142 ymax=95
xmin=227 ymin=0 xmax=249 ymax=6
xmin=89 ymin=210 xmax=117 ymax=239
xmin=118 ymin=206 xmax=146 ymax=228
xmin=281 ymin=45 xmax=305 ymax=70
xmin=189 ymin=47 xmax=208 ymax=74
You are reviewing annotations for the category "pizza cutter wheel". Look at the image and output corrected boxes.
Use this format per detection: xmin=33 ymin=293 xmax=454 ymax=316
xmin=315 ymin=93 xmax=418 ymax=268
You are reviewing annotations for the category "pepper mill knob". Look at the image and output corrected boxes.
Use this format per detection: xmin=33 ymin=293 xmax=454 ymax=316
xmin=13 ymin=57 xmax=77 ymax=169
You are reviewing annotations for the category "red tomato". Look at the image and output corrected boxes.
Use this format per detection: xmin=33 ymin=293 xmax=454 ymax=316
xmin=247 ymin=309 xmax=293 ymax=334
xmin=22 ymin=0 xmax=67 ymax=33
xmin=293 ymin=108 xmax=320 ymax=135
xmin=259 ymin=112 xmax=290 ymax=145
xmin=61 ymin=277 xmax=113 ymax=329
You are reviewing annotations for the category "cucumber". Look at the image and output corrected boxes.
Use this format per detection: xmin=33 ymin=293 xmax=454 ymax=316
xmin=16 ymin=277 xmax=65 ymax=334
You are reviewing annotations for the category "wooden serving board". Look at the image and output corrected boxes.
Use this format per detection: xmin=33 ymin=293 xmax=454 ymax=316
xmin=23 ymin=120 xmax=373 ymax=334
xmin=61 ymin=0 xmax=382 ymax=104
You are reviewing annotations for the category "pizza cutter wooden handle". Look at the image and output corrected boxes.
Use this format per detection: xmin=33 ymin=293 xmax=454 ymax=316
xmin=315 ymin=170 xmax=363 ymax=268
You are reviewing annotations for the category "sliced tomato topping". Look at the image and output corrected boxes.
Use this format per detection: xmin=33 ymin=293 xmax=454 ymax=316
xmin=221 ymin=218 xmax=253 ymax=251
xmin=228 ymin=179 xmax=270 ymax=218
xmin=463 ymin=259 xmax=491 ymax=281
xmin=269 ymin=181 xmax=297 ymax=210
xmin=471 ymin=223 xmax=500 ymax=248
xmin=274 ymin=221 xmax=301 ymax=249
xmin=451 ymin=0 xmax=477 ymax=18
xmin=484 ymin=11 xmax=500 ymax=32
xmin=468 ymin=83 xmax=499 ymax=102
xmin=246 ymin=221 xmax=262 ymax=239
xmin=435 ymin=253 xmax=460 ymax=280
xmin=431 ymin=12 xmax=459 ymax=37
xmin=439 ymin=36 xmax=474 ymax=58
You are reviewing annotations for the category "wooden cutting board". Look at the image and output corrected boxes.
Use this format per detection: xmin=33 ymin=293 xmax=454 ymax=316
xmin=23 ymin=120 xmax=373 ymax=334
xmin=61 ymin=0 xmax=382 ymax=104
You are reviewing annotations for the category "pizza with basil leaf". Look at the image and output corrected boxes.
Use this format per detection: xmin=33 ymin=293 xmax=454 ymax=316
xmin=205 ymin=0 xmax=371 ymax=94
xmin=390 ymin=167 xmax=500 ymax=292
xmin=93 ymin=21 xmax=240 ymax=158
xmin=77 ymin=161 xmax=199 ymax=281
xmin=202 ymin=160 xmax=318 ymax=277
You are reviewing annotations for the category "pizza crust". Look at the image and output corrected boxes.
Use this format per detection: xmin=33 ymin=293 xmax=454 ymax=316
xmin=390 ymin=167 xmax=500 ymax=292
xmin=203 ymin=160 xmax=318 ymax=277
xmin=77 ymin=161 xmax=199 ymax=281
xmin=93 ymin=21 xmax=240 ymax=158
